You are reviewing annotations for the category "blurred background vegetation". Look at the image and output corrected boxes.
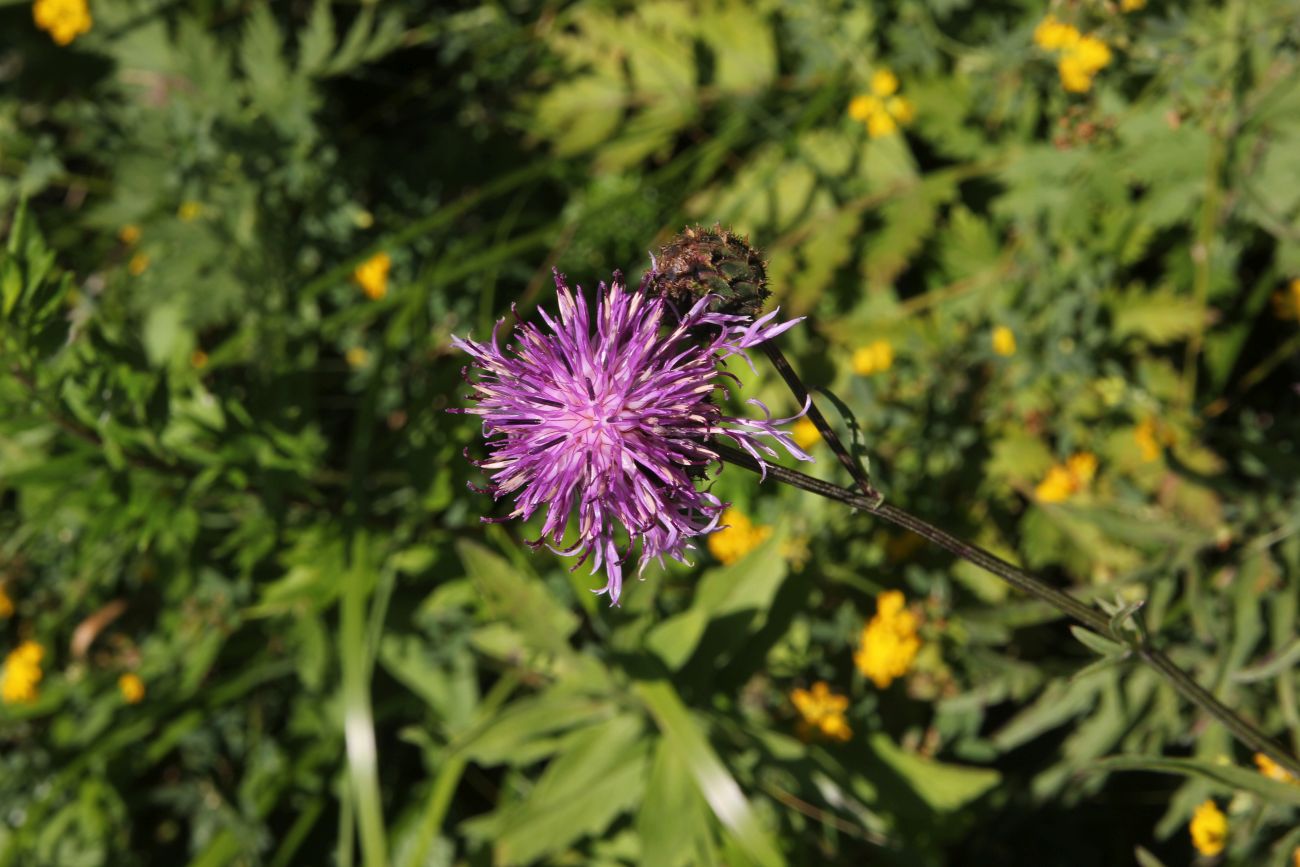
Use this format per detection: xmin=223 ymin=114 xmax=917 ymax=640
xmin=3 ymin=0 xmax=1300 ymax=864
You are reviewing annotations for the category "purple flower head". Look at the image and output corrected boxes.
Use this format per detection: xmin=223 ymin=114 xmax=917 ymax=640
xmin=452 ymin=270 xmax=811 ymax=605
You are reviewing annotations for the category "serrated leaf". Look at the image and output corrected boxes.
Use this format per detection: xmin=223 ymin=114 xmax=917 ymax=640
xmin=456 ymin=540 xmax=579 ymax=657
xmin=1110 ymin=286 xmax=1205 ymax=345
xmin=299 ymin=0 xmax=336 ymax=75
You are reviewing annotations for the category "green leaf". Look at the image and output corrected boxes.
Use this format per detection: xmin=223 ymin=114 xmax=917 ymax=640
xmin=299 ymin=0 xmax=337 ymax=75
xmin=493 ymin=715 xmax=650 ymax=866
xmin=456 ymin=539 xmax=579 ymax=657
xmin=1091 ymin=755 xmax=1300 ymax=806
xmin=638 ymin=739 xmax=714 ymax=867
xmin=635 ymin=679 xmax=786 ymax=867
xmin=644 ymin=534 xmax=787 ymax=670
xmin=1070 ymin=626 xmax=1127 ymax=658
xmin=460 ymin=689 xmax=615 ymax=766
xmin=1110 ymin=285 xmax=1205 ymax=345
xmin=867 ymin=733 xmax=1001 ymax=812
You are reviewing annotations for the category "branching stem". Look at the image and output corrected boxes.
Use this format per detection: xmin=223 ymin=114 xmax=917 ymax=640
xmin=712 ymin=440 xmax=1300 ymax=778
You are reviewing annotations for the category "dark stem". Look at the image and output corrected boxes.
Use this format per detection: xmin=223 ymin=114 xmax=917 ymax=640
xmin=713 ymin=440 xmax=1300 ymax=777
xmin=760 ymin=341 xmax=881 ymax=502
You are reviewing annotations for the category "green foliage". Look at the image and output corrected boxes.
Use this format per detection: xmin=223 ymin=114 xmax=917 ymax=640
xmin=3 ymin=0 xmax=1300 ymax=865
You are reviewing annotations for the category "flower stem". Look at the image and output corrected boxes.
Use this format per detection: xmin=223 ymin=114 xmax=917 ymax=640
xmin=712 ymin=440 xmax=1300 ymax=778
xmin=760 ymin=341 xmax=881 ymax=502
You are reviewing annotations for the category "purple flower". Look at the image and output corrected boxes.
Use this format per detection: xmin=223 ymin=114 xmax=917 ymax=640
xmin=452 ymin=270 xmax=811 ymax=605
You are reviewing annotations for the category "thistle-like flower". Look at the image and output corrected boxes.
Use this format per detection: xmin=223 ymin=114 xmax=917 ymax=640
xmin=452 ymin=270 xmax=811 ymax=604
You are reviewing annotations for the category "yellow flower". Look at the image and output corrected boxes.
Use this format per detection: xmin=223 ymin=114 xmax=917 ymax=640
xmin=1133 ymin=418 xmax=1174 ymax=462
xmin=1058 ymin=36 xmax=1112 ymax=93
xmin=866 ymin=110 xmax=898 ymax=138
xmin=1071 ymin=36 xmax=1112 ymax=74
xmin=1034 ymin=465 xmax=1076 ymax=503
xmin=32 ymin=0 xmax=92 ymax=46
xmin=852 ymin=340 xmax=895 ymax=375
xmin=118 ymin=224 xmax=141 ymax=246
xmin=707 ymin=507 xmax=772 ymax=565
xmin=1294 ymin=846 xmax=1300 ymax=867
xmin=1058 ymin=55 xmax=1094 ymax=93
xmin=190 ymin=349 xmax=210 ymax=370
xmin=1034 ymin=453 xmax=1096 ymax=503
xmin=1067 ymin=452 xmax=1097 ymax=484
xmin=118 ymin=672 xmax=145 ymax=704
xmin=992 ymin=325 xmax=1016 ymax=357
xmin=2 ymin=641 xmax=45 ymax=705
xmin=854 ymin=590 xmax=921 ymax=689
xmin=1121 ymin=0 xmax=1145 ymax=11
xmin=870 ymin=69 xmax=899 ymax=97
xmin=790 ymin=681 xmax=852 ymax=742
xmin=848 ymin=94 xmax=880 ymax=123
xmin=345 ymin=346 xmax=370 ymax=368
xmin=353 ymin=252 xmax=391 ymax=301
xmin=1255 ymin=752 xmax=1296 ymax=784
xmin=128 ymin=252 xmax=150 ymax=276
xmin=1189 ymin=800 xmax=1227 ymax=857
xmin=1033 ymin=15 xmax=1080 ymax=51
xmin=791 ymin=417 xmax=821 ymax=451
xmin=1273 ymin=279 xmax=1300 ymax=320
xmin=885 ymin=96 xmax=915 ymax=126
xmin=0 ymin=585 xmax=12 ymax=619
xmin=177 ymin=201 xmax=203 ymax=222
xmin=849 ymin=74 xmax=915 ymax=138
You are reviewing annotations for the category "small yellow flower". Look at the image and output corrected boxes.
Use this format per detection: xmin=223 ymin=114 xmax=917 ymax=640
xmin=1189 ymin=800 xmax=1227 ymax=857
xmin=345 ymin=346 xmax=370 ymax=368
xmin=177 ymin=201 xmax=203 ymax=222
xmin=0 ymin=585 xmax=12 ymax=619
xmin=885 ymin=96 xmax=915 ymax=126
xmin=128 ymin=252 xmax=150 ymax=276
xmin=707 ymin=507 xmax=772 ymax=565
xmin=1067 ymin=452 xmax=1097 ymax=484
xmin=118 ymin=225 xmax=141 ymax=246
xmin=1121 ymin=0 xmax=1145 ymax=11
xmin=854 ymin=590 xmax=921 ymax=689
xmin=1058 ymin=36 xmax=1112 ymax=93
xmin=1293 ymin=845 xmax=1300 ymax=867
xmin=1034 ymin=465 xmax=1076 ymax=503
xmin=2 ymin=641 xmax=45 ymax=705
xmin=870 ymin=69 xmax=899 ymax=97
xmin=1133 ymin=418 xmax=1174 ymax=462
xmin=32 ymin=0 xmax=92 ymax=46
xmin=354 ymin=252 xmax=392 ymax=301
xmin=118 ymin=672 xmax=145 ymax=704
xmin=992 ymin=325 xmax=1016 ymax=357
xmin=848 ymin=94 xmax=880 ymax=123
xmin=852 ymin=340 xmax=895 ymax=375
xmin=790 ymin=681 xmax=852 ymax=742
xmin=1255 ymin=752 xmax=1296 ymax=784
xmin=849 ymin=73 xmax=915 ymax=138
xmin=1033 ymin=15 xmax=1080 ymax=51
xmin=866 ymin=110 xmax=898 ymax=138
xmin=190 ymin=350 xmax=210 ymax=370
xmin=791 ymin=417 xmax=821 ymax=451
xmin=1034 ymin=453 xmax=1096 ymax=503
xmin=1273 ymin=279 xmax=1300 ymax=320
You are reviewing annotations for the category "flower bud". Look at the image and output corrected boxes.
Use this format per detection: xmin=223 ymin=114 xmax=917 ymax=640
xmin=641 ymin=224 xmax=769 ymax=318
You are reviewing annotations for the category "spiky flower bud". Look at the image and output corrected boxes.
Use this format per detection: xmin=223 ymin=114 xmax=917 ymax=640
xmin=641 ymin=224 xmax=769 ymax=319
